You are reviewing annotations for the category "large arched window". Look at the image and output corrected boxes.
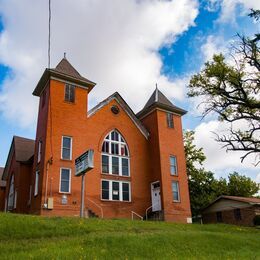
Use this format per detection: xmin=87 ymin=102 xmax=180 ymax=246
xmin=101 ymin=130 xmax=130 ymax=177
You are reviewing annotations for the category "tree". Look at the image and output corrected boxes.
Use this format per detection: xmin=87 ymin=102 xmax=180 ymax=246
xmin=227 ymin=172 xmax=259 ymax=197
xmin=184 ymin=131 xmax=259 ymax=216
xmin=187 ymin=10 xmax=260 ymax=165
xmin=184 ymin=131 xmax=227 ymax=216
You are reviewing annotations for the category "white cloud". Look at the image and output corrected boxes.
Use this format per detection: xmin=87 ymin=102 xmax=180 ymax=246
xmin=0 ymin=0 xmax=198 ymax=128
xmin=212 ymin=0 xmax=260 ymax=24
xmin=193 ymin=120 xmax=259 ymax=173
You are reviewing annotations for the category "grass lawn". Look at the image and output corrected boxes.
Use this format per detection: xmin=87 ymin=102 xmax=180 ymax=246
xmin=0 ymin=213 xmax=259 ymax=259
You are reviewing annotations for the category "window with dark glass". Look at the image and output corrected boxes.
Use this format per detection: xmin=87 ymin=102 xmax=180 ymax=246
xmin=172 ymin=181 xmax=180 ymax=202
xmin=65 ymin=84 xmax=75 ymax=103
xmin=122 ymin=183 xmax=130 ymax=201
xmin=101 ymin=180 xmax=130 ymax=202
xmin=216 ymin=211 xmax=223 ymax=222
xmin=102 ymin=155 xmax=109 ymax=173
xmin=60 ymin=168 xmax=71 ymax=193
xmin=234 ymin=208 xmax=242 ymax=220
xmin=170 ymin=156 xmax=177 ymax=175
xmin=102 ymin=180 xmax=109 ymax=200
xmin=112 ymin=157 xmax=119 ymax=175
xmin=112 ymin=182 xmax=120 ymax=200
xmin=122 ymin=158 xmax=129 ymax=176
xmin=101 ymin=130 xmax=130 ymax=177
xmin=62 ymin=136 xmax=72 ymax=160
xmin=167 ymin=113 xmax=174 ymax=128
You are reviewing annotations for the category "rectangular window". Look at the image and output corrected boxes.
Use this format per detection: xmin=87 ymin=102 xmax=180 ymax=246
xmin=234 ymin=208 xmax=242 ymax=220
xmin=167 ymin=113 xmax=174 ymax=128
xmin=170 ymin=156 xmax=177 ymax=175
xmin=102 ymin=180 xmax=109 ymax=200
xmin=102 ymin=141 xmax=109 ymax=153
xmin=172 ymin=181 xmax=180 ymax=202
xmin=60 ymin=168 xmax=71 ymax=193
xmin=101 ymin=180 xmax=130 ymax=202
xmin=112 ymin=182 xmax=120 ymax=200
xmin=65 ymin=84 xmax=75 ymax=103
xmin=34 ymin=171 xmax=40 ymax=196
xmin=216 ymin=211 xmax=222 ymax=222
xmin=122 ymin=182 xmax=130 ymax=201
xmin=122 ymin=158 xmax=129 ymax=176
xmin=111 ymin=143 xmax=119 ymax=155
xmin=102 ymin=155 xmax=109 ymax=173
xmin=112 ymin=157 xmax=119 ymax=175
xmin=37 ymin=141 xmax=42 ymax=163
xmin=62 ymin=136 xmax=72 ymax=160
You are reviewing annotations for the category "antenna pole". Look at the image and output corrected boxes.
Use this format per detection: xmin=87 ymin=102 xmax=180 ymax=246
xmin=48 ymin=0 xmax=51 ymax=68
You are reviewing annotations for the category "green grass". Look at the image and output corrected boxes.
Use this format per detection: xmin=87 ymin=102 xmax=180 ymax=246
xmin=0 ymin=213 xmax=259 ymax=259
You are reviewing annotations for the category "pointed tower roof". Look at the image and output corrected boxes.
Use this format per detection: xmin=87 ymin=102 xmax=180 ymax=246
xmin=136 ymin=87 xmax=187 ymax=118
xmin=33 ymin=57 xmax=96 ymax=96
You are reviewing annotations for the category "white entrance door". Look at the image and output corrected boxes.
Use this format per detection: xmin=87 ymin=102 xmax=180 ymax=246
xmin=151 ymin=182 xmax=161 ymax=212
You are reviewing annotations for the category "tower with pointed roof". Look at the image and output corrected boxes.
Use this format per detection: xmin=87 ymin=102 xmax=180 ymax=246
xmin=4 ymin=56 xmax=192 ymax=222
xmin=137 ymin=88 xmax=191 ymax=222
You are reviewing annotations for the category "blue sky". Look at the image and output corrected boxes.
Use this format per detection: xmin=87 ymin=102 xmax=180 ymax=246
xmin=0 ymin=0 xmax=259 ymax=182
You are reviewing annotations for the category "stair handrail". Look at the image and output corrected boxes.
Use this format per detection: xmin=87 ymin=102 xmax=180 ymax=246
xmin=86 ymin=198 xmax=104 ymax=219
xmin=145 ymin=201 xmax=160 ymax=220
xmin=131 ymin=211 xmax=143 ymax=220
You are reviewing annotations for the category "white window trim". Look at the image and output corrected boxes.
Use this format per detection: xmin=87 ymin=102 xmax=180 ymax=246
xmin=59 ymin=168 xmax=71 ymax=194
xmin=101 ymin=130 xmax=130 ymax=177
xmin=172 ymin=181 xmax=180 ymax=202
xmin=61 ymin=136 xmax=73 ymax=160
xmin=101 ymin=179 xmax=131 ymax=202
xmin=34 ymin=171 xmax=40 ymax=196
xmin=170 ymin=155 xmax=178 ymax=176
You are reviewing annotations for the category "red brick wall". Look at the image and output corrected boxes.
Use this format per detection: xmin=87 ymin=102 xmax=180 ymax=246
xmin=31 ymin=78 xmax=191 ymax=223
xmin=202 ymin=206 xmax=259 ymax=226
xmin=30 ymin=85 xmax=50 ymax=214
xmin=141 ymin=109 xmax=191 ymax=223
xmin=36 ymin=79 xmax=151 ymax=218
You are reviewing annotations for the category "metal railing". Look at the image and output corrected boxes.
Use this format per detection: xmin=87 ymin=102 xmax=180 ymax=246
xmin=145 ymin=202 xmax=160 ymax=220
xmin=86 ymin=198 xmax=104 ymax=218
xmin=131 ymin=211 xmax=143 ymax=220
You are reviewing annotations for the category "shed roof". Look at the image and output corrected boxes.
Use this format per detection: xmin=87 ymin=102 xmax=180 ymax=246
xmin=203 ymin=195 xmax=260 ymax=212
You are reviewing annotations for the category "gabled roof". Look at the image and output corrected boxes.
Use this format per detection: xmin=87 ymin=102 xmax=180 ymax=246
xmin=0 ymin=167 xmax=6 ymax=187
xmin=33 ymin=58 xmax=96 ymax=96
xmin=136 ymin=87 xmax=187 ymax=118
xmin=2 ymin=136 xmax=35 ymax=181
xmin=203 ymin=195 xmax=260 ymax=211
xmin=88 ymin=92 xmax=149 ymax=139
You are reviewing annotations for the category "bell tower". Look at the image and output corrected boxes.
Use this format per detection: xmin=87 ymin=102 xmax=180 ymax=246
xmin=137 ymin=88 xmax=191 ymax=223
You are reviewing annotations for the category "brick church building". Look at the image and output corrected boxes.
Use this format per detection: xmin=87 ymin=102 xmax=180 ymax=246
xmin=1 ymin=58 xmax=191 ymax=222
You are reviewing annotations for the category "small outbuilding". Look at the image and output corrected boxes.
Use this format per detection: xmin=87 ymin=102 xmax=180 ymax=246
xmin=202 ymin=195 xmax=260 ymax=226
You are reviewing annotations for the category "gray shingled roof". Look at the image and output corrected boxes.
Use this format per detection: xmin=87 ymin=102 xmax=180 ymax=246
xmin=13 ymin=136 xmax=35 ymax=162
xmin=2 ymin=136 xmax=35 ymax=181
xmin=136 ymin=88 xmax=187 ymax=118
xmin=33 ymin=58 xmax=96 ymax=96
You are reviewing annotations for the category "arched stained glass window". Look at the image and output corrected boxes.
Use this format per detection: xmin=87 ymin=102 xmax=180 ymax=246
xmin=101 ymin=130 xmax=130 ymax=176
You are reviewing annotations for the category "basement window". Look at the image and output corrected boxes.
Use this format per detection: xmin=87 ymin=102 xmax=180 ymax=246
xmin=65 ymin=84 xmax=75 ymax=103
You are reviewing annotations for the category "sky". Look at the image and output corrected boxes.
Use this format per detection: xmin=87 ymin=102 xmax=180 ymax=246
xmin=0 ymin=0 xmax=259 ymax=183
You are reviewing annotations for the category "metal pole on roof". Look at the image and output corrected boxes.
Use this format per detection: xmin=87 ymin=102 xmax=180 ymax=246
xmin=48 ymin=0 xmax=51 ymax=68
